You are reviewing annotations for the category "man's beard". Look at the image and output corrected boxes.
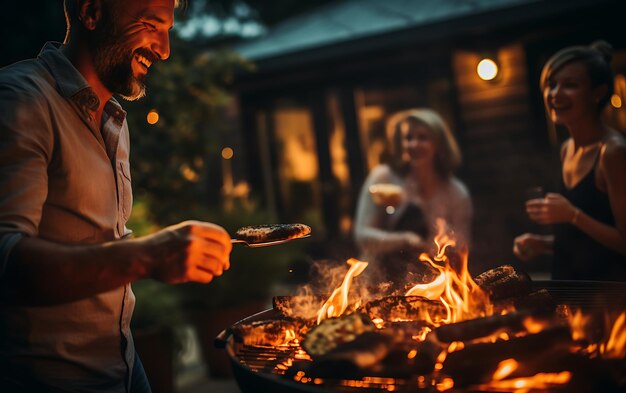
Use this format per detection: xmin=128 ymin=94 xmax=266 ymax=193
xmin=89 ymin=13 xmax=148 ymax=101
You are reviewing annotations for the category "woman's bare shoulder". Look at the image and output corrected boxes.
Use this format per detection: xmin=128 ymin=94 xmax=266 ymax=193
xmin=447 ymin=177 xmax=471 ymax=201
xmin=446 ymin=176 xmax=472 ymax=204
xmin=601 ymin=131 xmax=626 ymax=168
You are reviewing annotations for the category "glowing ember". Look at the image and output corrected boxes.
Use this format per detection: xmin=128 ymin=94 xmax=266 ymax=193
xmin=492 ymin=358 xmax=519 ymax=381
xmin=317 ymin=258 xmax=368 ymax=324
xmin=473 ymin=371 xmax=572 ymax=392
xmin=522 ymin=317 xmax=550 ymax=334
xmin=447 ymin=341 xmax=464 ymax=353
xmin=436 ymin=377 xmax=455 ymax=391
xmin=405 ymin=219 xmax=490 ymax=325
xmin=372 ymin=317 xmax=384 ymax=328
xmin=412 ymin=326 xmax=432 ymax=342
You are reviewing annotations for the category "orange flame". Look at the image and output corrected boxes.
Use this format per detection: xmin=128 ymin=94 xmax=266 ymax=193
xmin=601 ymin=311 xmax=626 ymax=359
xmin=405 ymin=219 xmax=490 ymax=325
xmin=568 ymin=310 xmax=626 ymax=358
xmin=317 ymin=258 xmax=368 ymax=324
xmin=568 ymin=309 xmax=592 ymax=342
xmin=282 ymin=329 xmax=296 ymax=346
xmin=405 ymin=268 xmax=446 ymax=299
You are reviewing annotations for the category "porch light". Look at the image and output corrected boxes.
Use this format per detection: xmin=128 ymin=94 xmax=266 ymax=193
xmin=477 ymin=58 xmax=498 ymax=81
xmin=611 ymin=94 xmax=622 ymax=109
xmin=146 ymin=109 xmax=159 ymax=124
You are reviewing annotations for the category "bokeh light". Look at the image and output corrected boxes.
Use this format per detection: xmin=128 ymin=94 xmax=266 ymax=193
xmin=477 ymin=58 xmax=498 ymax=81
xmin=221 ymin=147 xmax=234 ymax=160
xmin=146 ymin=110 xmax=159 ymax=125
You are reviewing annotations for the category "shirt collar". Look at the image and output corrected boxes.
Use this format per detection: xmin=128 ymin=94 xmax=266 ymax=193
xmin=104 ymin=99 xmax=127 ymax=125
xmin=38 ymin=41 xmax=104 ymax=114
xmin=38 ymin=42 xmax=92 ymax=98
xmin=38 ymin=42 xmax=128 ymax=124
xmin=38 ymin=42 xmax=126 ymax=117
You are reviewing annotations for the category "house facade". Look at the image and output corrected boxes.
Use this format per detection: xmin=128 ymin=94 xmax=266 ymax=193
xmin=230 ymin=0 xmax=624 ymax=271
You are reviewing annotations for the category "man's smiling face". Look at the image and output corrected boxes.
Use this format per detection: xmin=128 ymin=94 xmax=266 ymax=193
xmin=89 ymin=0 xmax=175 ymax=101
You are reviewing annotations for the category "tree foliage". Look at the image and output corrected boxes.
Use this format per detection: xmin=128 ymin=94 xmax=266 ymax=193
xmin=124 ymin=34 xmax=254 ymax=226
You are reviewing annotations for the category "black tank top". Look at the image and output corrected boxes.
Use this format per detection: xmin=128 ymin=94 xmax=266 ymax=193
xmin=553 ymin=149 xmax=626 ymax=281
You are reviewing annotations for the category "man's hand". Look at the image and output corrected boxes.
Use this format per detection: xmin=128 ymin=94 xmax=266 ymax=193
xmin=1 ymin=221 xmax=232 ymax=305
xmin=138 ymin=220 xmax=232 ymax=284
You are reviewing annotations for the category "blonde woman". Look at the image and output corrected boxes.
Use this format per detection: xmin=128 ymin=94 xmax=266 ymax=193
xmin=354 ymin=109 xmax=472 ymax=284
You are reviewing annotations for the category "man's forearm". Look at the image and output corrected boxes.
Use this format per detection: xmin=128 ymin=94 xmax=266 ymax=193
xmin=1 ymin=236 xmax=150 ymax=306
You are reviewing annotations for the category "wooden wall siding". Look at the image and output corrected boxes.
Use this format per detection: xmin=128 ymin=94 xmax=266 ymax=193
xmin=453 ymin=43 xmax=555 ymax=273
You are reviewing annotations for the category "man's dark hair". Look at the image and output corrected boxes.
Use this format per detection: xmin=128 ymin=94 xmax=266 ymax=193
xmin=63 ymin=0 xmax=186 ymax=42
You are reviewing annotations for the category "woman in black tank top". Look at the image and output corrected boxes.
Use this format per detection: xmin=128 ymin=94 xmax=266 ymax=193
xmin=512 ymin=41 xmax=626 ymax=281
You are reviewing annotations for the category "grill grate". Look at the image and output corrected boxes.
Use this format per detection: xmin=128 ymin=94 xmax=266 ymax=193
xmin=224 ymin=281 xmax=626 ymax=393
xmin=232 ymin=341 xmax=412 ymax=392
xmin=235 ymin=345 xmax=298 ymax=374
xmin=532 ymin=280 xmax=626 ymax=311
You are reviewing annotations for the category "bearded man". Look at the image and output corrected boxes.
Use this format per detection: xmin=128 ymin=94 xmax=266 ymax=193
xmin=0 ymin=1 xmax=232 ymax=392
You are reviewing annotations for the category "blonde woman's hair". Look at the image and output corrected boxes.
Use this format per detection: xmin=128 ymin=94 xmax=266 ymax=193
xmin=386 ymin=108 xmax=462 ymax=179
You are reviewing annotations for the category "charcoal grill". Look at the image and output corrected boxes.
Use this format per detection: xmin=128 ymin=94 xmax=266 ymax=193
xmin=215 ymin=280 xmax=626 ymax=393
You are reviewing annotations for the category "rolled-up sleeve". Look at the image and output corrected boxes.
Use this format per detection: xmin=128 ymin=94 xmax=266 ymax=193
xmin=0 ymin=82 xmax=53 ymax=239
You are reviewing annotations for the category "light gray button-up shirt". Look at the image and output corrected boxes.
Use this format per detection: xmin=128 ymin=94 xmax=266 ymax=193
xmin=0 ymin=42 xmax=135 ymax=392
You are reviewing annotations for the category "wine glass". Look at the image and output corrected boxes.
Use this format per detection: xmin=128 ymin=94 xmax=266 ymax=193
xmin=369 ymin=183 xmax=404 ymax=214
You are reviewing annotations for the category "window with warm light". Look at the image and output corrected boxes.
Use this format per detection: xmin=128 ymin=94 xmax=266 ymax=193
xmin=327 ymin=92 xmax=353 ymax=235
xmin=267 ymin=103 xmax=323 ymax=225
